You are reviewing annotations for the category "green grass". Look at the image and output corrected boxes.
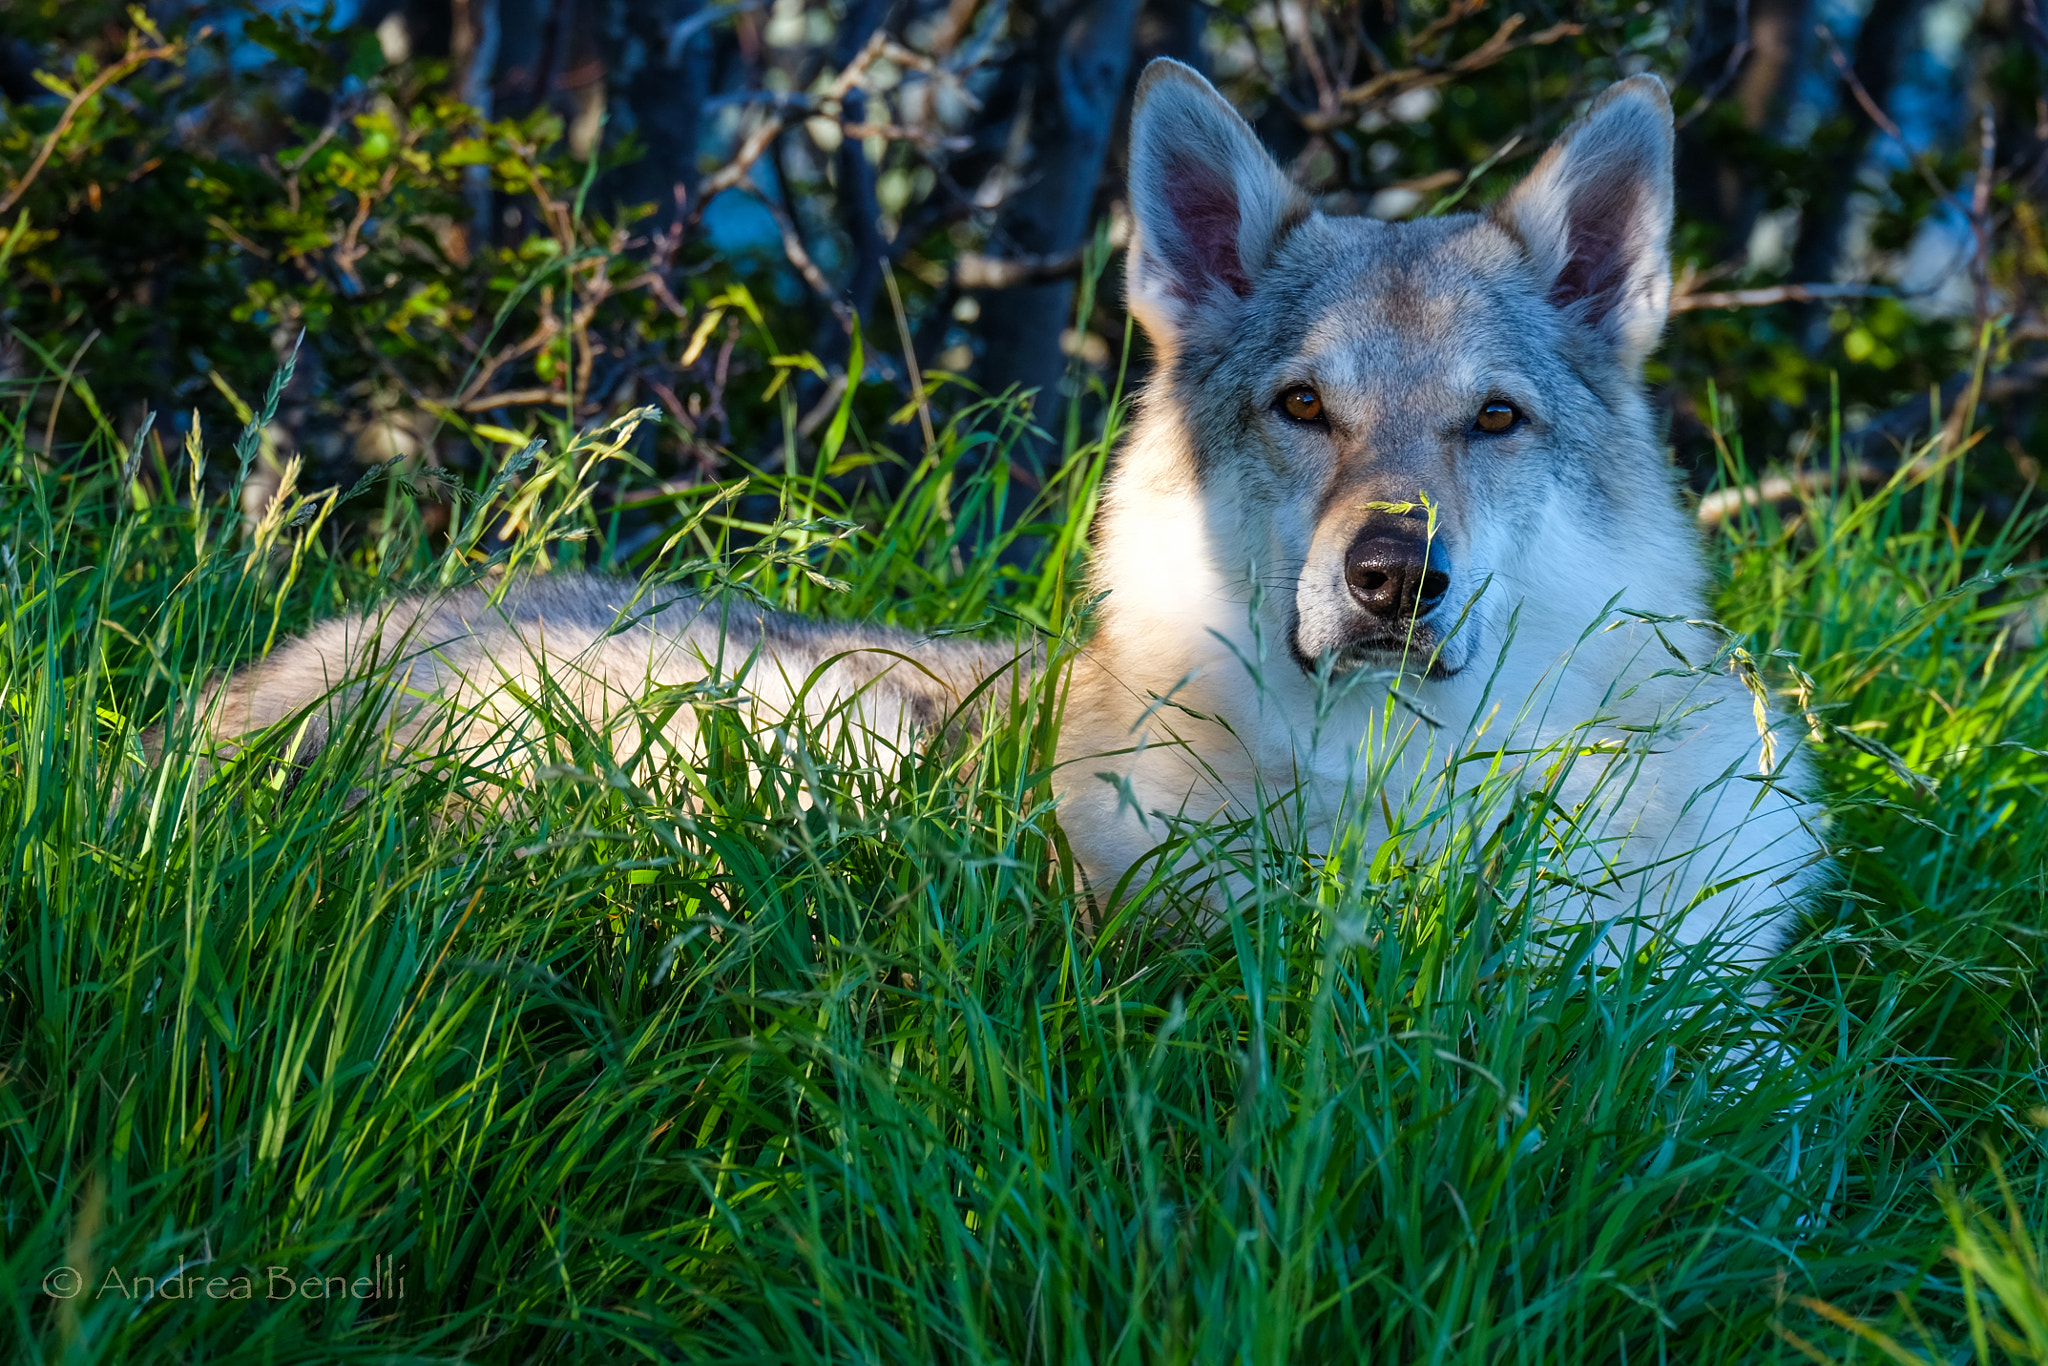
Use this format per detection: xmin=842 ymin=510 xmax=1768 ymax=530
xmin=2 ymin=362 xmax=2046 ymax=1364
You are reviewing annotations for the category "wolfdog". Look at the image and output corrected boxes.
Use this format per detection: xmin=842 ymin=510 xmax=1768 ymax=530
xmin=164 ymin=61 xmax=1820 ymax=964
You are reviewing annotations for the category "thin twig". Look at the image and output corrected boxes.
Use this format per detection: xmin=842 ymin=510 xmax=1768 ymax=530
xmin=699 ymin=113 xmax=803 ymax=204
xmin=0 ymin=35 xmax=182 ymax=217
xmin=796 ymin=372 xmax=850 ymax=438
xmin=640 ymin=371 xmax=696 ymax=433
xmin=743 ymin=177 xmax=837 ymax=301
xmin=205 ymin=214 xmax=276 ymax=261
xmin=954 ymin=250 xmax=1087 ymax=290
xmin=667 ymin=0 xmax=767 ymax=59
xmin=452 ymin=309 xmax=563 ymax=409
xmin=1410 ymin=0 xmax=1488 ymax=54
xmin=926 ymin=0 xmax=984 ymax=56
xmin=1970 ymin=103 xmax=1997 ymax=331
xmin=40 ymin=328 xmax=100 ymax=457
xmin=1675 ymin=0 xmax=1751 ymax=131
xmin=280 ymin=111 xmax=350 ymax=175
xmin=332 ymin=163 xmax=401 ymax=290
xmin=840 ymin=122 xmax=972 ymax=150
xmin=1854 ymin=354 xmax=2048 ymax=459
xmin=616 ymin=269 xmax=691 ymax=320
xmin=1391 ymin=168 xmax=1465 ymax=197
xmin=1816 ymin=25 xmax=1968 ymax=218
xmin=1423 ymin=139 xmax=1518 ymax=218
xmin=1278 ymin=0 xmax=1339 ymax=121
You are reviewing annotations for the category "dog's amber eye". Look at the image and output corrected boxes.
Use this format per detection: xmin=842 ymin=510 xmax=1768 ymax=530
xmin=1473 ymin=400 xmax=1520 ymax=434
xmin=1279 ymin=387 xmax=1324 ymax=423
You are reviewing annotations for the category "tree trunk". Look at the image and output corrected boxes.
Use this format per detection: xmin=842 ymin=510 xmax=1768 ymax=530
xmin=600 ymin=0 xmax=714 ymax=235
xmin=1788 ymin=0 xmax=1929 ymax=286
xmin=968 ymin=0 xmax=1144 ymax=480
xmin=832 ymin=0 xmax=894 ymax=338
xmin=1674 ymin=0 xmax=1814 ymax=254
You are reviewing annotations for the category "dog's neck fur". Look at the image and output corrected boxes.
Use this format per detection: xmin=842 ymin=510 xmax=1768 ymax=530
xmin=1049 ymin=63 xmax=1817 ymax=949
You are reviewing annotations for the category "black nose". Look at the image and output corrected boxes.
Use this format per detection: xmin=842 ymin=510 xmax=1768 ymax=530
xmin=1345 ymin=531 xmax=1450 ymax=622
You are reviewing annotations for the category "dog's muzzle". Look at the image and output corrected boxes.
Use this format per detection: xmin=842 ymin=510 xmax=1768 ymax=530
xmin=1344 ymin=521 xmax=1449 ymax=628
xmin=1289 ymin=513 xmax=1463 ymax=679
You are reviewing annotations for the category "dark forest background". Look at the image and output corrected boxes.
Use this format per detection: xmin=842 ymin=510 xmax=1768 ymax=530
xmin=2 ymin=0 xmax=2045 ymax=552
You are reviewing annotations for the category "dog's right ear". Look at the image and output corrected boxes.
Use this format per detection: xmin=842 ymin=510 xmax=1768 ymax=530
xmin=1125 ymin=59 xmax=1310 ymax=351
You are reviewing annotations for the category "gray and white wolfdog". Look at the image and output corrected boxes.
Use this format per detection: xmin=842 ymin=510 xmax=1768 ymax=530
xmin=173 ymin=61 xmax=1822 ymax=965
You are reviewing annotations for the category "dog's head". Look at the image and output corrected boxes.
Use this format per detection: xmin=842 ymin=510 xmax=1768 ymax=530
xmin=1121 ymin=61 xmax=1686 ymax=681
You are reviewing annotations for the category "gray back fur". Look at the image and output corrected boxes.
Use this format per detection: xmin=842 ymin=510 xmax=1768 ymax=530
xmin=176 ymin=576 xmax=1030 ymax=784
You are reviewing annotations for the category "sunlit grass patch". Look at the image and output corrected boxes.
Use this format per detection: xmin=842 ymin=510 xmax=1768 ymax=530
xmin=1 ymin=364 xmax=2044 ymax=1363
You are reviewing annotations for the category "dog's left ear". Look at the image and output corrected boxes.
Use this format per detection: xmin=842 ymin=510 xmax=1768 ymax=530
xmin=1493 ymin=76 xmax=1674 ymax=370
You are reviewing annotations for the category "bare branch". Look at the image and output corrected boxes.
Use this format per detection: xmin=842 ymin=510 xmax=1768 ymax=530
xmin=840 ymin=122 xmax=972 ymax=150
xmin=796 ymin=372 xmax=849 ymax=438
xmin=1671 ymin=282 xmax=1895 ymax=311
xmin=955 ymin=249 xmax=1087 ymax=290
xmin=695 ymin=31 xmax=892 ymax=205
xmin=452 ymin=311 xmax=563 ymax=409
xmin=1278 ymin=0 xmax=1339 ymax=120
xmin=667 ymin=0 xmax=767 ymax=60
xmin=926 ymin=0 xmax=984 ymax=57
xmin=1697 ymin=353 xmax=2048 ymax=523
xmin=1410 ymin=0 xmax=1489 ymax=54
xmin=456 ymin=387 xmax=571 ymax=412
xmin=1305 ymin=14 xmax=1582 ymax=132
xmin=697 ymin=111 xmax=798 ymax=203
xmin=1695 ymin=462 xmax=1890 ymax=524
xmin=1853 ymin=354 xmax=2048 ymax=460
xmin=616 ymin=269 xmax=691 ymax=321
xmin=954 ymin=207 xmax=1132 ymax=289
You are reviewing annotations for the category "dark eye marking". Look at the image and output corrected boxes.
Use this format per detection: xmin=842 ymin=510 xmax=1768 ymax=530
xmin=1275 ymin=385 xmax=1325 ymax=425
xmin=1472 ymin=399 xmax=1522 ymax=435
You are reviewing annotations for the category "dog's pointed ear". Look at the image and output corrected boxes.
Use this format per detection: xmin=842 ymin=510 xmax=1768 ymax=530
xmin=1493 ymin=76 xmax=1674 ymax=370
xmin=1125 ymin=58 xmax=1310 ymax=348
